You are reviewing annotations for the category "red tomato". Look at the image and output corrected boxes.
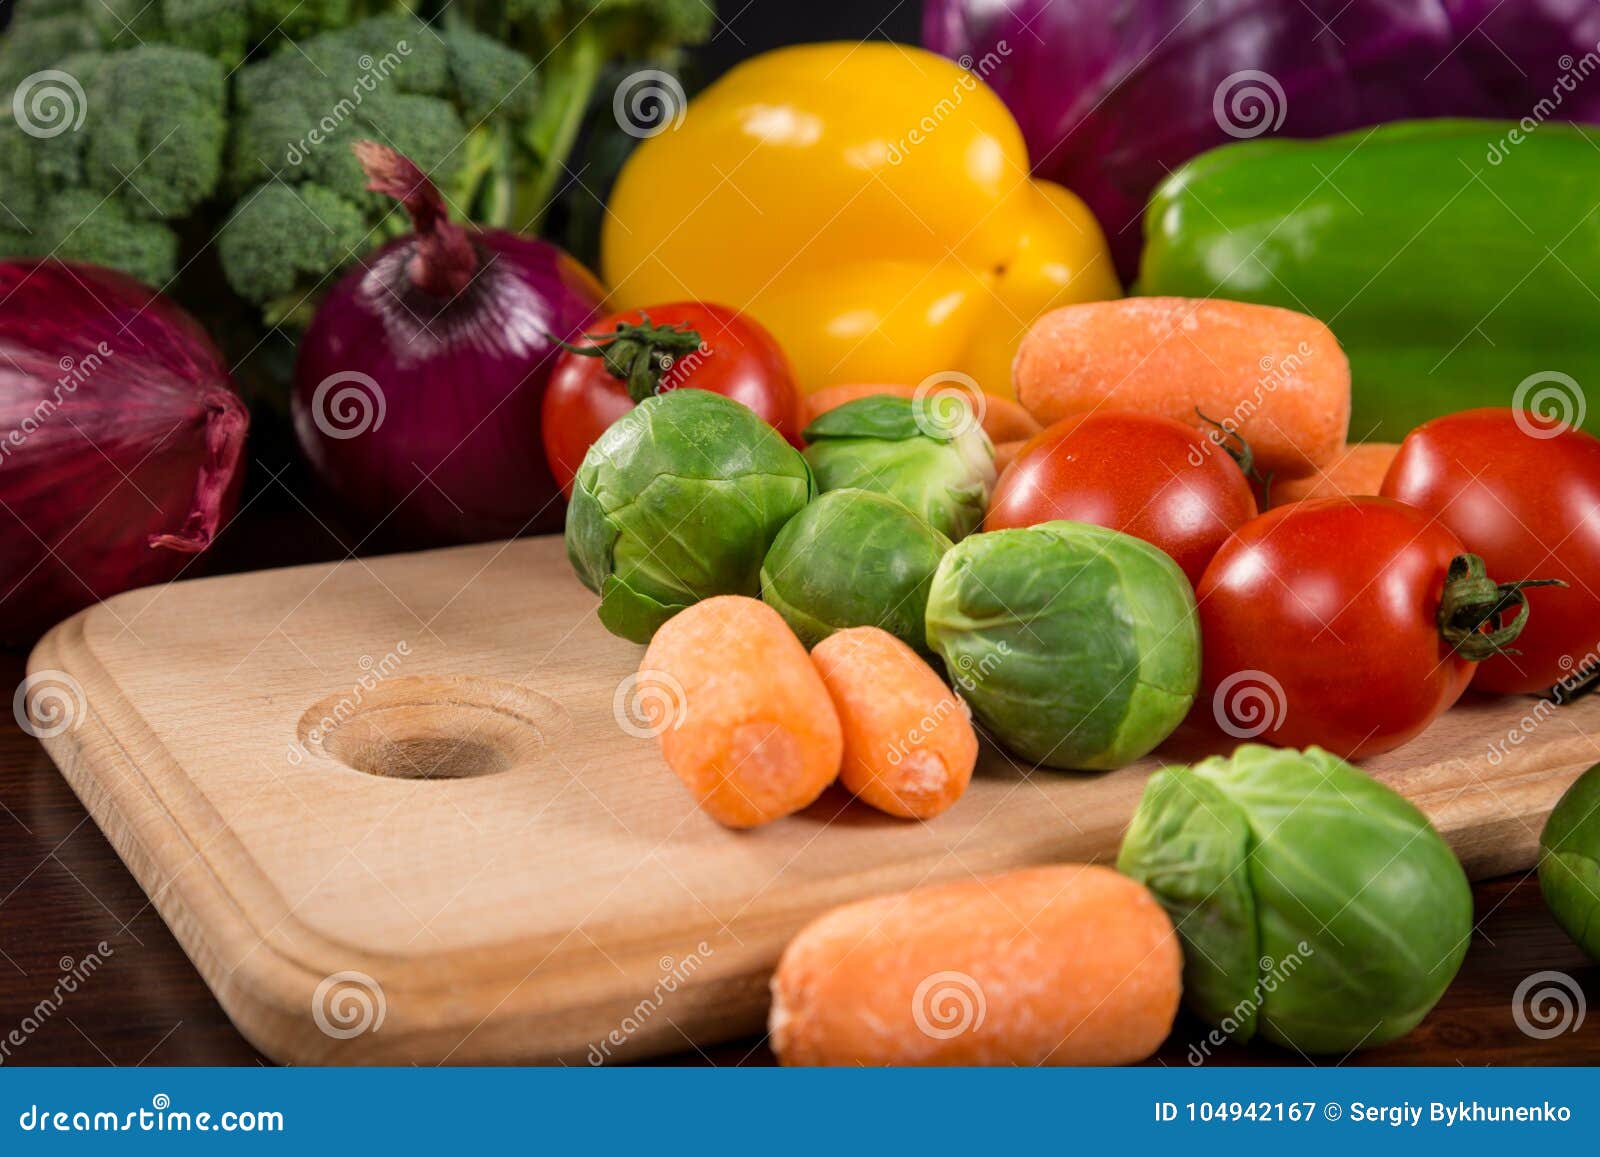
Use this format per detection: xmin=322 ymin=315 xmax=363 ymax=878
xmin=542 ymin=302 xmax=802 ymax=497
xmin=984 ymin=411 xmax=1258 ymax=587
xmin=1381 ymin=407 xmax=1600 ymax=695
xmin=1197 ymin=498 xmax=1478 ymax=760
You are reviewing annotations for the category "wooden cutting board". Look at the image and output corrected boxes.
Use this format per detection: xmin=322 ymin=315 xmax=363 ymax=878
xmin=26 ymin=536 xmax=1600 ymax=1065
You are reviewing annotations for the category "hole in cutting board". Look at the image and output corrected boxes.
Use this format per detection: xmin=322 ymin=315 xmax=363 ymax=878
xmin=296 ymin=676 xmax=568 ymax=781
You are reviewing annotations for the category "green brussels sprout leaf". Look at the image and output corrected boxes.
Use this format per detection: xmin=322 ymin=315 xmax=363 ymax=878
xmin=565 ymin=389 xmax=814 ymax=643
xmin=802 ymin=395 xmax=995 ymax=541
xmin=1540 ymin=762 xmax=1600 ymax=960
xmin=925 ymin=520 xmax=1199 ymax=770
xmin=1120 ymin=745 xmax=1474 ymax=1054
xmin=1116 ymin=763 xmax=1260 ymax=1040
xmin=760 ymin=489 xmax=952 ymax=652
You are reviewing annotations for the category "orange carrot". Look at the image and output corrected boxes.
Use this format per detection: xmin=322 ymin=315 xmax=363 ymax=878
xmin=1014 ymin=297 xmax=1349 ymax=479
xmin=770 ymin=864 xmax=1181 ymax=1065
xmin=639 ymin=596 xmax=841 ymax=829
xmin=810 ymin=628 xmax=976 ymax=820
xmin=804 ymin=383 xmax=1042 ymax=445
xmin=1268 ymin=442 xmax=1399 ymax=508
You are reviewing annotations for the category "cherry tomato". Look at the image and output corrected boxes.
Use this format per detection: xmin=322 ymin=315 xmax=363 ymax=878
xmin=1381 ymin=408 xmax=1600 ymax=695
xmin=984 ymin=411 xmax=1257 ymax=587
xmin=542 ymin=302 xmax=802 ymax=497
xmin=1198 ymin=497 xmax=1483 ymax=760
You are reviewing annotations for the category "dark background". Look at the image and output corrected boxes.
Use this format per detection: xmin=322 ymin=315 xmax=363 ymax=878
xmin=695 ymin=1 xmax=918 ymax=77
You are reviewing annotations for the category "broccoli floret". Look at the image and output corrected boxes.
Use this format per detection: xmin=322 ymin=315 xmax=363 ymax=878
xmin=0 ymin=42 xmax=223 ymax=286
xmin=245 ymin=0 xmax=362 ymax=44
xmin=0 ymin=191 xmax=179 ymax=287
xmin=60 ymin=45 xmax=227 ymax=219
xmin=85 ymin=0 xmax=368 ymax=66
xmin=219 ymin=13 xmax=544 ymax=304
xmin=0 ymin=3 xmax=98 ymax=93
xmin=216 ymin=182 xmax=367 ymax=309
xmin=0 ymin=0 xmax=712 ymax=328
xmin=446 ymin=24 xmax=541 ymax=123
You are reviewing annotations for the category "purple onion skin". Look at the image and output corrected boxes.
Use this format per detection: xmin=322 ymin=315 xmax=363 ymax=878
xmin=0 ymin=260 xmax=248 ymax=643
xmin=925 ymin=0 xmax=1600 ymax=281
xmin=293 ymin=229 xmax=605 ymax=550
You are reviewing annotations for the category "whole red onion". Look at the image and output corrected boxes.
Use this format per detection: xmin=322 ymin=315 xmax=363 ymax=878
xmin=293 ymin=143 xmax=605 ymax=548
xmin=0 ymin=260 xmax=248 ymax=643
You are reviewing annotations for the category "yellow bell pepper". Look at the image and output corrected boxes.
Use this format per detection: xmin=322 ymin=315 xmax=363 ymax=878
xmin=601 ymin=43 xmax=1119 ymax=399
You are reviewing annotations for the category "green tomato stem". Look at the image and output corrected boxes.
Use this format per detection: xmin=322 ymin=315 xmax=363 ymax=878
xmin=1437 ymin=552 xmax=1565 ymax=662
xmin=1195 ymin=407 xmax=1271 ymax=499
xmin=554 ymin=314 xmax=705 ymax=402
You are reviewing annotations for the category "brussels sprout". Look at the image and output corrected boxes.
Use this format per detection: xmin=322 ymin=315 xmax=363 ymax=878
xmin=1118 ymin=745 xmax=1473 ymax=1054
xmin=566 ymin=389 xmax=814 ymax=643
xmin=1540 ymin=762 xmax=1600 ymax=960
xmin=801 ymin=395 xmax=995 ymax=540
xmin=924 ymin=520 xmax=1198 ymax=769
xmin=760 ymin=489 xmax=952 ymax=652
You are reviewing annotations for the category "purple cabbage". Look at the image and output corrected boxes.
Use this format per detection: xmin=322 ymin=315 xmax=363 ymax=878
xmin=925 ymin=0 xmax=1600 ymax=280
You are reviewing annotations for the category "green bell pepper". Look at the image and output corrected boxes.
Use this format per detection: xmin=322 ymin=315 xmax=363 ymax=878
xmin=1139 ymin=119 xmax=1600 ymax=441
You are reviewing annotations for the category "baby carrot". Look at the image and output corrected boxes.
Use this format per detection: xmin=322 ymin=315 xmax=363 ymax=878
xmin=639 ymin=596 xmax=842 ymax=829
xmin=1268 ymin=442 xmax=1399 ymax=507
xmin=770 ymin=864 xmax=1181 ymax=1065
xmin=1013 ymin=296 xmax=1349 ymax=479
xmin=810 ymin=627 xmax=976 ymax=820
xmin=804 ymin=383 xmax=1042 ymax=445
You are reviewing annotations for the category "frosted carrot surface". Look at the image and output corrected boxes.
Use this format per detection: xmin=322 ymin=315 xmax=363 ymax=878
xmin=1269 ymin=442 xmax=1399 ymax=507
xmin=810 ymin=627 xmax=975 ymax=819
xmin=639 ymin=596 xmax=842 ymax=829
xmin=804 ymin=383 xmax=1042 ymax=445
xmin=1014 ymin=297 xmax=1349 ymax=478
xmin=770 ymin=864 xmax=1181 ymax=1065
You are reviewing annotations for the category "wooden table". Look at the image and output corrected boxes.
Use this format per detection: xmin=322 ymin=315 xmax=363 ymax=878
xmin=1 ymin=497 xmax=1595 ymax=1066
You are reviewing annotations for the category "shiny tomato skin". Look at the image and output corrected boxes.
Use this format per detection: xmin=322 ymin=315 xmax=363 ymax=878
xmin=542 ymin=302 xmax=803 ymax=497
xmin=1381 ymin=408 xmax=1600 ymax=695
xmin=984 ymin=411 xmax=1257 ymax=587
xmin=1197 ymin=497 xmax=1475 ymax=760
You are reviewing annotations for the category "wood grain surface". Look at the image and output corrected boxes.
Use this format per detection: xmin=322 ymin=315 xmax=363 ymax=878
xmin=19 ymin=532 xmax=1600 ymax=1065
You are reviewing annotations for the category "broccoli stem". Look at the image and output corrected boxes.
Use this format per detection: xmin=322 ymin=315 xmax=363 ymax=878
xmin=514 ymin=22 xmax=603 ymax=230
